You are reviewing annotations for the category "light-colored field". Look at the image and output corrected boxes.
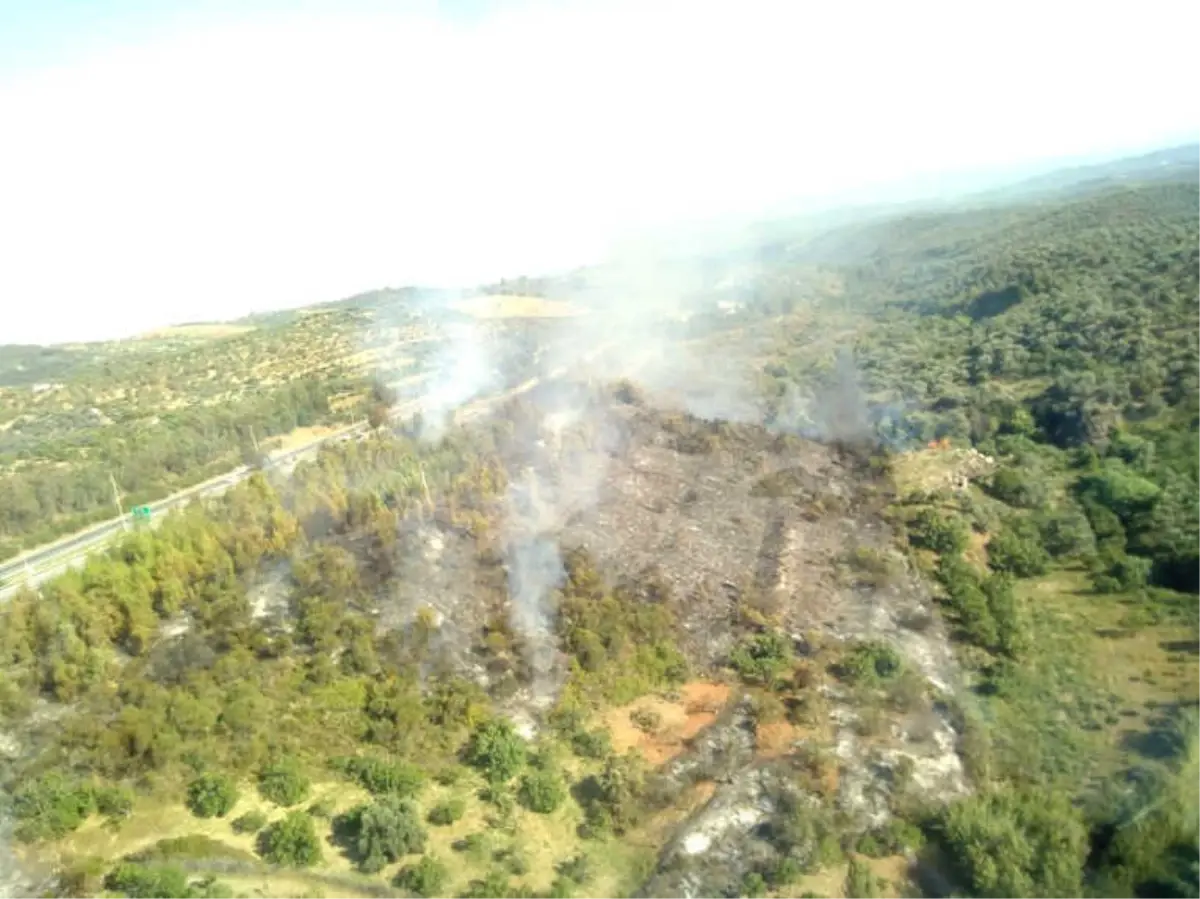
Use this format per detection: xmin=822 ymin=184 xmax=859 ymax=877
xmin=448 ymin=294 xmax=587 ymax=319
xmin=138 ymin=323 xmax=257 ymax=340
xmin=268 ymin=424 xmax=343 ymax=454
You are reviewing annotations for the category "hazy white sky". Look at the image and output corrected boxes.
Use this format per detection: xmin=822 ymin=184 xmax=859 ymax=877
xmin=0 ymin=0 xmax=1194 ymax=344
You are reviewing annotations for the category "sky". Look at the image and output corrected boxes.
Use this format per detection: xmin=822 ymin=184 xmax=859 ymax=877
xmin=0 ymin=0 xmax=1195 ymax=345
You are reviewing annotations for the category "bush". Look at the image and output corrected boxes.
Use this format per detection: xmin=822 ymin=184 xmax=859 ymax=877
xmin=231 ymin=811 xmax=268 ymax=835
xmin=427 ymin=798 xmax=466 ymax=826
xmin=464 ymin=718 xmax=527 ymax=784
xmin=186 ymin=773 xmax=238 ymax=819
xmin=94 ymin=785 xmax=135 ymax=819
xmin=982 ymin=574 xmax=1027 ymax=658
xmin=460 ymin=871 xmax=518 ymax=899
xmin=331 ymin=755 xmax=424 ymax=798
xmin=307 ymin=798 xmax=335 ymax=819
xmin=908 ymin=508 xmax=969 ymax=555
xmin=10 ymin=774 xmax=96 ymax=842
xmin=845 ymin=857 xmax=883 ymax=898
xmin=334 ymin=797 xmax=426 ymax=874
xmin=729 ymin=630 xmax=794 ymax=685
xmin=257 ymin=811 xmax=322 ymax=867
xmin=570 ymin=728 xmax=612 ymax=760
xmin=257 ymin=758 xmax=310 ymax=807
xmin=1092 ymin=550 xmax=1153 ymax=594
xmin=1035 ymin=506 xmax=1095 ymax=558
xmin=839 ymin=641 xmax=903 ymax=686
xmin=988 ymin=466 xmax=1048 ymax=509
xmin=394 ymin=855 xmax=448 ymax=897
xmin=104 ymin=862 xmax=192 ymax=899
xmin=630 ymin=707 xmax=662 ymax=733
xmin=934 ymin=788 xmax=1087 ymax=897
xmin=518 ymin=769 xmax=567 ymax=814
xmin=987 ymin=518 xmax=1050 ymax=578
xmin=555 ymin=854 xmax=592 ymax=885
xmin=857 ymin=819 xmax=925 ymax=857
xmin=577 ymin=754 xmax=645 ymax=838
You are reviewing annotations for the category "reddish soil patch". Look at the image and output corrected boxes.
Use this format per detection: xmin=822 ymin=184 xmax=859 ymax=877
xmin=754 ymin=719 xmax=801 ymax=758
xmin=604 ymin=681 xmax=732 ymax=765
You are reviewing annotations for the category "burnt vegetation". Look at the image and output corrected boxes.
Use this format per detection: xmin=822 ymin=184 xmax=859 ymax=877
xmin=0 ymin=151 xmax=1197 ymax=898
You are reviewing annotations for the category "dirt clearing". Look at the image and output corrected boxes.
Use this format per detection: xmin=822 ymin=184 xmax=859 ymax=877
xmin=604 ymin=682 xmax=732 ymax=765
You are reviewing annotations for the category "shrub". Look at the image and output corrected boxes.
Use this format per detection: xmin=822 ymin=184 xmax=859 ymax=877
xmin=982 ymin=573 xmax=1027 ymax=658
xmin=934 ymin=788 xmax=1087 ymax=897
xmin=577 ymin=754 xmax=645 ymax=838
xmin=127 ymin=834 xmax=254 ymax=865
xmin=630 ymin=707 xmax=662 ymax=733
xmin=334 ymin=797 xmax=426 ymax=874
xmin=464 ymin=718 xmax=526 ymax=784
xmin=307 ymin=798 xmax=335 ymax=819
xmin=555 ymin=854 xmax=592 ymax=885
xmin=988 ymin=466 xmax=1048 ymax=509
xmin=257 ymin=811 xmax=322 ymax=867
xmin=839 ymin=641 xmax=903 ymax=686
xmin=231 ymin=811 xmax=268 ymax=835
xmin=1035 ymin=506 xmax=1095 ymax=558
xmin=570 ymin=728 xmax=611 ymax=760
xmin=94 ymin=785 xmax=135 ymax=819
xmin=1092 ymin=551 xmax=1153 ymax=594
xmin=857 ymin=819 xmax=925 ymax=857
xmin=908 ymin=508 xmax=969 ymax=555
xmin=845 ymin=857 xmax=882 ymax=898
xmin=729 ymin=630 xmax=794 ymax=685
xmin=186 ymin=773 xmax=238 ymax=819
xmin=460 ymin=871 xmax=518 ymax=899
xmin=331 ymin=755 xmax=424 ymax=798
xmin=987 ymin=518 xmax=1050 ymax=577
xmin=517 ymin=769 xmax=567 ymax=814
xmin=427 ymin=798 xmax=466 ymax=826
xmin=433 ymin=767 xmax=462 ymax=787
xmin=104 ymin=862 xmax=192 ymax=899
xmin=10 ymin=774 xmax=96 ymax=842
xmin=257 ymin=758 xmax=310 ymax=807
xmin=394 ymin=855 xmax=448 ymax=897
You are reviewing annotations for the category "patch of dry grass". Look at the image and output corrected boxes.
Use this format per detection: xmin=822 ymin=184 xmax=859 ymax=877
xmin=448 ymin=295 xmax=586 ymax=320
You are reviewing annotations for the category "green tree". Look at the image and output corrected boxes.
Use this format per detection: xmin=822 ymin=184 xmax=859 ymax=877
xmin=332 ymin=755 xmax=424 ymax=798
xmin=10 ymin=774 xmax=96 ymax=842
xmin=909 ymin=508 xmax=969 ymax=555
xmin=988 ymin=466 xmax=1048 ymax=509
xmin=231 ymin=811 xmax=268 ymax=835
xmin=728 ymin=630 xmax=794 ymax=685
xmin=335 ymin=796 xmax=426 ymax=874
xmin=257 ymin=811 xmax=322 ymax=867
xmin=186 ymin=773 xmax=238 ymax=819
xmin=257 ymin=757 xmax=311 ymax=807
xmin=464 ymin=718 xmax=527 ymax=784
xmin=935 ymin=789 xmax=1087 ymax=897
xmin=104 ymin=862 xmax=192 ymax=899
xmin=987 ymin=518 xmax=1050 ymax=577
xmin=518 ymin=769 xmax=567 ymax=814
xmin=394 ymin=855 xmax=449 ymax=897
xmin=427 ymin=798 xmax=466 ymax=826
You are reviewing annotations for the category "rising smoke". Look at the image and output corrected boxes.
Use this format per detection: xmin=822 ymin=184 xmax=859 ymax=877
xmin=371 ymin=232 xmax=876 ymax=717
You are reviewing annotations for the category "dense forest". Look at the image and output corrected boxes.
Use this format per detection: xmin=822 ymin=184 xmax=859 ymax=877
xmin=0 ymin=156 xmax=1196 ymax=898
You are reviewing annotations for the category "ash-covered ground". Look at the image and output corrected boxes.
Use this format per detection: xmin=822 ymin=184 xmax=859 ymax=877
xmin=362 ymin=376 xmax=973 ymax=895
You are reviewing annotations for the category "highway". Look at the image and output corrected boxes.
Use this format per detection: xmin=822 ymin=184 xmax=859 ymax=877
xmin=0 ymin=341 xmax=618 ymax=601
xmin=0 ymin=421 xmax=369 ymax=600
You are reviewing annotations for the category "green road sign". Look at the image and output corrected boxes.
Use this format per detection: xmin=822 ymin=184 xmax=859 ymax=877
xmin=132 ymin=505 xmax=153 ymax=522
